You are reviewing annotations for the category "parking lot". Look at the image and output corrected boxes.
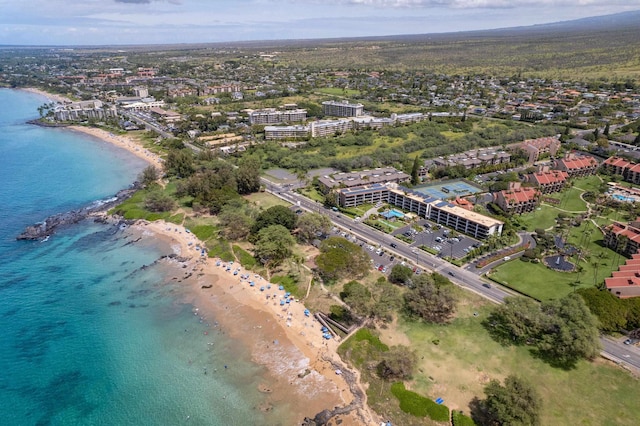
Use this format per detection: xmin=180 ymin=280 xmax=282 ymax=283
xmin=391 ymin=220 xmax=480 ymax=259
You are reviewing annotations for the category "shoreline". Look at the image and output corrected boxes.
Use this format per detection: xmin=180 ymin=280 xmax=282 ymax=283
xmin=19 ymin=87 xmax=73 ymax=104
xmin=129 ymin=219 xmax=375 ymax=425
xmin=20 ymin=87 xmax=163 ymax=171
xmin=19 ymin=86 xmax=375 ymax=424
xmin=67 ymin=125 xmax=164 ymax=171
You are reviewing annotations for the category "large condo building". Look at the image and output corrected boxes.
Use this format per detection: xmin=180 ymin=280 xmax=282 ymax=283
xmin=335 ymin=184 xmax=503 ymax=240
xmin=249 ymin=108 xmax=307 ymax=125
xmin=322 ymin=100 xmax=364 ymax=117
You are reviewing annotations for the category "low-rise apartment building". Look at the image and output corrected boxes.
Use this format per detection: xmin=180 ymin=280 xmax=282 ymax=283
xmin=53 ymin=100 xmax=117 ymax=121
xmin=248 ymin=108 xmax=307 ymax=125
xmin=494 ymin=182 xmax=540 ymax=214
xmin=336 ymin=185 xmax=503 ymax=239
xmin=515 ymin=135 xmax=561 ymax=163
xmin=318 ymin=167 xmax=410 ymax=192
xmin=527 ymin=167 xmax=569 ymax=194
xmin=338 ymin=183 xmax=390 ymax=207
xmin=605 ymin=252 xmax=640 ymax=299
xmin=602 ymin=156 xmax=640 ymax=184
xmin=604 ymin=219 xmax=640 ymax=256
xmin=554 ymin=152 xmax=599 ymax=177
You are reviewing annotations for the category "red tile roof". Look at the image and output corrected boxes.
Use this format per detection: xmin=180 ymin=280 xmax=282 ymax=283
xmin=531 ymin=170 xmax=569 ymax=185
xmin=558 ymin=155 xmax=597 ymax=171
xmin=499 ymin=187 xmax=538 ymax=205
xmin=604 ymin=156 xmax=632 ymax=169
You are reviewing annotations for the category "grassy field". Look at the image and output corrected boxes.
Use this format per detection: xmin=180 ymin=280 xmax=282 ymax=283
xmin=243 ymin=191 xmax=291 ymax=210
xmin=490 ymin=260 xmax=589 ymax=300
xmin=389 ymin=295 xmax=640 ymax=426
xmin=573 ymin=175 xmax=604 ymax=192
xmin=489 ymin=220 xmax=624 ymax=300
xmin=546 ymin=187 xmax=588 ymax=212
xmin=517 ymin=204 xmax=567 ymax=232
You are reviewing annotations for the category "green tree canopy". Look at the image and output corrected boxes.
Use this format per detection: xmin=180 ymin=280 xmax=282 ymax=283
xmin=296 ymin=212 xmax=332 ymax=242
xmin=340 ymin=280 xmax=372 ymax=317
xmin=218 ymin=199 xmax=255 ymax=241
xmin=251 ymin=205 xmax=298 ymax=235
xmin=410 ymin=155 xmax=421 ymax=185
xmin=138 ymin=165 xmax=160 ymax=187
xmin=254 ymin=225 xmax=295 ymax=268
xmin=377 ymin=345 xmax=417 ymax=381
xmin=235 ymin=156 xmax=261 ymax=194
xmin=144 ymin=190 xmax=176 ymax=212
xmin=388 ymin=264 xmax=414 ymax=285
xmin=537 ymin=295 xmax=601 ymax=365
xmin=165 ymin=149 xmax=195 ymax=178
xmin=577 ymin=287 xmax=628 ymax=332
xmin=476 ymin=375 xmax=541 ymax=426
xmin=315 ymin=236 xmax=370 ymax=282
xmin=486 ymin=294 xmax=601 ymax=367
xmin=404 ymin=273 xmax=457 ymax=324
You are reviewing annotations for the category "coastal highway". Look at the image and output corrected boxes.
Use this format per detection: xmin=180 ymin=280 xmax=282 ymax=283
xmin=266 ymin=183 xmax=640 ymax=373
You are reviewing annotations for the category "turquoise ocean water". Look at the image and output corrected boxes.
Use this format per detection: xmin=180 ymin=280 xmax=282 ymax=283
xmin=0 ymin=89 xmax=279 ymax=425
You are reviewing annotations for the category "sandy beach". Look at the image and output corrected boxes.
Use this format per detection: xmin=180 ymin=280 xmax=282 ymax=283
xmin=20 ymin=87 xmax=72 ymax=104
xmin=68 ymin=126 xmax=164 ymax=171
xmin=21 ymin=87 xmax=164 ymax=172
xmin=130 ymin=220 xmax=375 ymax=425
xmin=21 ymin=86 xmax=375 ymax=423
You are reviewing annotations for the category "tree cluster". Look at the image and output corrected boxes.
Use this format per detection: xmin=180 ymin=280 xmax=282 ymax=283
xmin=168 ymin=150 xmax=261 ymax=214
xmin=577 ymin=288 xmax=640 ymax=332
xmin=486 ymin=295 xmax=601 ymax=367
xmin=339 ymin=278 xmax=403 ymax=321
xmin=315 ymin=237 xmax=371 ymax=282
xmin=404 ymin=273 xmax=457 ymax=324
xmin=472 ymin=375 xmax=541 ymax=426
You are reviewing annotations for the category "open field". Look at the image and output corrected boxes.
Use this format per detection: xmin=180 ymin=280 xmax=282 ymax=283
xmin=546 ymin=187 xmax=588 ymax=212
xmin=517 ymin=204 xmax=568 ymax=232
xmin=489 ymin=220 xmax=624 ymax=301
xmin=243 ymin=191 xmax=291 ymax=210
xmin=389 ymin=295 xmax=640 ymax=426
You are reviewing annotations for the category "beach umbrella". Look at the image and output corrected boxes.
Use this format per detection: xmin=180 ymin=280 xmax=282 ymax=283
xmin=278 ymin=285 xmax=284 ymax=291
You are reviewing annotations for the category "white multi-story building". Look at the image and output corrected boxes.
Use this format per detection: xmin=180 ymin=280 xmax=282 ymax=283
xmin=322 ymin=100 xmax=364 ymax=117
xmin=53 ymin=100 xmax=117 ymax=121
xmin=264 ymin=125 xmax=310 ymax=140
xmin=249 ymin=108 xmax=307 ymax=125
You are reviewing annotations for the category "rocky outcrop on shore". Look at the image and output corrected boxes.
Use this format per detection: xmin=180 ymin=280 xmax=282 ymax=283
xmin=26 ymin=119 xmax=70 ymax=128
xmin=16 ymin=184 xmax=141 ymax=240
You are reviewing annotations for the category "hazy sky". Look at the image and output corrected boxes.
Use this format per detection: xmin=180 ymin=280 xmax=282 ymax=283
xmin=1 ymin=0 xmax=639 ymax=46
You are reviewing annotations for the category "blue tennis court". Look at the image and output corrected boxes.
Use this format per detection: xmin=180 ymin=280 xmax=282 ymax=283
xmin=412 ymin=179 xmax=482 ymax=200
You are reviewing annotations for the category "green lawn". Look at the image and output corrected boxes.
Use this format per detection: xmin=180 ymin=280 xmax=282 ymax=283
xmin=573 ymin=175 xmax=604 ymax=192
xmin=546 ymin=187 xmax=587 ymax=212
xmin=490 ymin=260 xmax=586 ymax=300
xmin=518 ymin=204 xmax=566 ymax=232
xmin=244 ymin=191 xmax=291 ymax=209
xmin=398 ymin=298 xmax=640 ymax=426
xmin=490 ymin=221 xmax=625 ymax=301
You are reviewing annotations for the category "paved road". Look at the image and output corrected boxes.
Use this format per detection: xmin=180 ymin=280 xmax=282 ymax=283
xmin=266 ymin=182 xmax=640 ymax=373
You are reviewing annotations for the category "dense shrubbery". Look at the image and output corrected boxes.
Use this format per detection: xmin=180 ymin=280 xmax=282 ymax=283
xmin=390 ymin=382 xmax=450 ymax=422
